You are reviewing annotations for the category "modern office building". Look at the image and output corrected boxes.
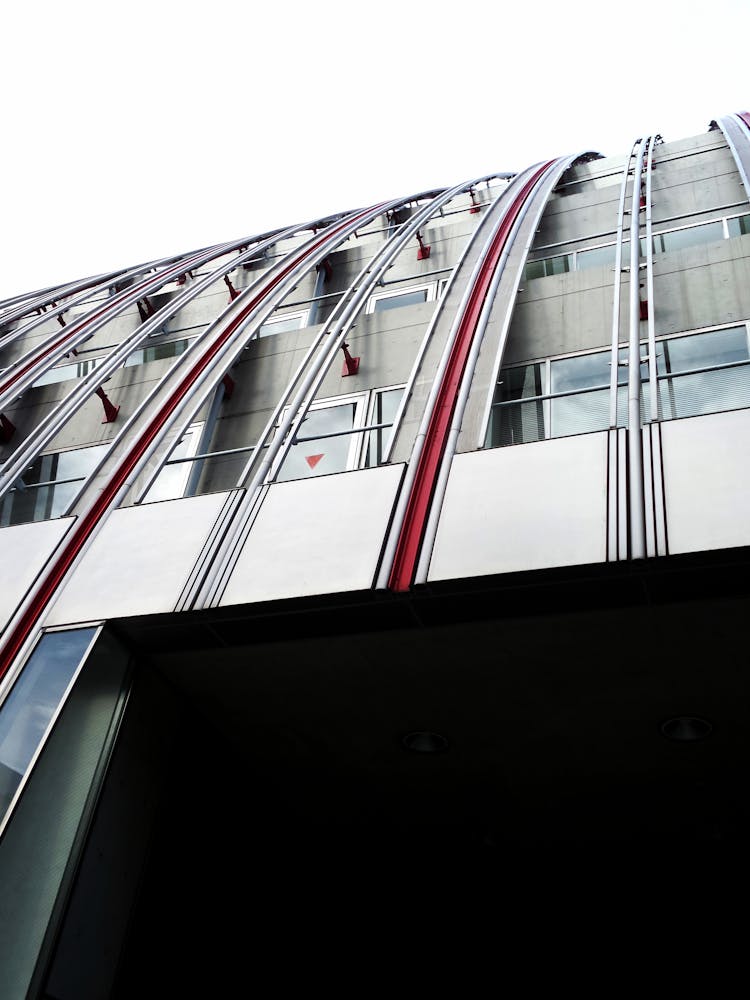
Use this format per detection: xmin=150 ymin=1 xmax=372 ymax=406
xmin=1 ymin=111 xmax=750 ymax=993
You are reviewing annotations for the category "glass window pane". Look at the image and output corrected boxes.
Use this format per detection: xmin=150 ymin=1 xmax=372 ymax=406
xmin=576 ymin=244 xmax=617 ymax=271
xmin=276 ymin=403 xmax=359 ymax=482
xmin=656 ymin=221 xmax=724 ymax=254
xmin=524 ymin=259 xmax=546 ymax=281
xmin=657 ymin=327 xmax=750 ymax=420
xmin=0 ymin=628 xmax=97 ymax=825
xmin=546 ymin=254 xmax=571 ymax=276
xmin=364 ymin=388 xmax=404 ymax=467
xmin=0 ymin=444 xmax=109 ymax=527
xmin=372 ymin=289 xmax=429 ymax=312
xmin=727 ymin=214 xmax=750 ymax=238
xmin=550 ymin=352 xmax=610 ymax=438
xmin=143 ymin=425 xmax=201 ymax=503
xmin=258 ymin=313 xmax=306 ymax=337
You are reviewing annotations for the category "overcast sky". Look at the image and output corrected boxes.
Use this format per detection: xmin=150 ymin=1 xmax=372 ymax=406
xmin=2 ymin=0 xmax=748 ymax=301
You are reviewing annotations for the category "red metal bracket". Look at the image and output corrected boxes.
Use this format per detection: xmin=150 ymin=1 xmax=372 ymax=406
xmin=95 ymin=386 xmax=120 ymax=423
xmin=57 ymin=313 xmax=67 ymax=328
xmin=341 ymin=343 xmax=360 ymax=376
xmin=639 ymin=299 xmax=649 ymax=321
xmin=416 ymin=232 xmax=431 ymax=260
xmin=222 ymin=374 xmax=235 ymax=399
xmin=0 ymin=414 xmax=16 ymax=443
xmin=224 ymin=275 xmax=240 ymax=302
xmin=469 ymin=188 xmax=480 ymax=214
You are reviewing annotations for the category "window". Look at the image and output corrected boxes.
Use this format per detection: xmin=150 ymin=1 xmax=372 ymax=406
xmin=486 ymin=324 xmax=750 ymax=448
xmin=0 ymin=444 xmax=109 ymax=527
xmin=366 ymin=283 xmax=437 ymax=314
xmin=526 ymin=214 xmax=745 ymax=281
xmin=272 ymin=386 xmax=406 ymax=483
xmin=257 ymin=310 xmax=308 ymax=337
xmin=33 ymin=357 xmax=102 ymax=388
xmin=142 ymin=423 xmax=203 ymax=503
xmin=0 ymin=628 xmax=98 ymax=828
xmin=124 ymin=337 xmax=194 ymax=367
xmin=363 ymin=386 xmax=405 ymax=467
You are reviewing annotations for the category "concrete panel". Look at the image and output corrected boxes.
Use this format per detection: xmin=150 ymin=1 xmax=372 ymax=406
xmin=428 ymin=433 xmax=608 ymax=581
xmin=0 ymin=518 xmax=74 ymax=632
xmin=661 ymin=408 xmax=750 ymax=554
xmin=220 ymin=464 xmax=404 ymax=606
xmin=46 ymin=492 xmax=232 ymax=625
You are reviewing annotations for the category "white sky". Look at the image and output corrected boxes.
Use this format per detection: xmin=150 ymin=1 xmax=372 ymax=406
xmin=2 ymin=0 xmax=748 ymax=301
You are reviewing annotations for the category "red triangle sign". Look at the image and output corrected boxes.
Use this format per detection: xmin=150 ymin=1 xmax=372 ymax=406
xmin=305 ymin=454 xmax=324 ymax=469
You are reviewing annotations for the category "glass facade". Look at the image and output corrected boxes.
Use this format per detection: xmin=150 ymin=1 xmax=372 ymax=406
xmin=486 ymin=325 xmax=750 ymax=448
xmin=0 ymin=444 xmax=109 ymax=527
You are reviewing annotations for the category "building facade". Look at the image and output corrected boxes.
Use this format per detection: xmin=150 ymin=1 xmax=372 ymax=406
xmin=1 ymin=113 xmax=750 ymax=993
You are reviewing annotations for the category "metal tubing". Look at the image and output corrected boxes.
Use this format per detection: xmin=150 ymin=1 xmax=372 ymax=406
xmin=627 ymin=138 xmax=648 ymax=561
xmin=645 ymin=137 xmax=659 ymax=422
xmin=195 ymin=174 xmax=508 ymax=607
xmin=376 ymin=163 xmax=553 ymax=592
xmin=609 ymin=141 xmax=640 ymax=428
xmin=417 ymin=154 xmax=583 ymax=583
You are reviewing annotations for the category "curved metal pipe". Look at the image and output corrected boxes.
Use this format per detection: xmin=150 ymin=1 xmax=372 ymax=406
xmin=376 ymin=161 xmax=556 ymax=593
xmin=627 ymin=138 xmax=649 ymax=561
xmin=415 ymin=154 xmax=583 ymax=584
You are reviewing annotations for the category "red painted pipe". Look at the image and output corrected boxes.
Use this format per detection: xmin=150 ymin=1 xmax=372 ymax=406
xmin=737 ymin=111 xmax=750 ymax=131
xmin=388 ymin=162 xmax=556 ymax=593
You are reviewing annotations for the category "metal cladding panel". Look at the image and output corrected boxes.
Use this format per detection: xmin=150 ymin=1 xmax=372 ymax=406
xmin=220 ymin=465 xmax=404 ymax=607
xmin=0 ymin=518 xmax=74 ymax=633
xmin=45 ymin=492 xmax=232 ymax=625
xmin=428 ymin=434 xmax=608 ymax=581
xmin=661 ymin=408 xmax=750 ymax=554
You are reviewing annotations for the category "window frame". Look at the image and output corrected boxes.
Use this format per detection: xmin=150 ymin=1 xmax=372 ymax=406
xmin=365 ymin=283 xmax=437 ymax=315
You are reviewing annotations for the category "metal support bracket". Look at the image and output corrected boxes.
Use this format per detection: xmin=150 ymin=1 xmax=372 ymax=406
xmin=416 ymin=232 xmax=431 ymax=260
xmin=224 ymin=275 xmax=240 ymax=302
xmin=95 ymin=386 xmax=120 ymax=423
xmin=341 ymin=343 xmax=360 ymax=376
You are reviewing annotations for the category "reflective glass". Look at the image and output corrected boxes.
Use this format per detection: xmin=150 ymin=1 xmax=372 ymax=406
xmin=364 ymin=388 xmax=404 ymax=467
xmin=0 ymin=444 xmax=109 ymax=527
xmin=653 ymin=221 xmax=724 ymax=254
xmin=727 ymin=214 xmax=750 ymax=238
xmin=143 ymin=425 xmax=201 ymax=503
xmin=258 ymin=313 xmax=307 ymax=337
xmin=372 ymin=289 xmax=429 ymax=312
xmin=0 ymin=628 xmax=97 ymax=825
xmin=276 ymin=402 xmax=360 ymax=482
xmin=576 ymin=243 xmax=617 ymax=271
xmin=657 ymin=327 xmax=750 ymax=420
xmin=33 ymin=357 xmax=101 ymax=388
xmin=524 ymin=259 xmax=546 ymax=280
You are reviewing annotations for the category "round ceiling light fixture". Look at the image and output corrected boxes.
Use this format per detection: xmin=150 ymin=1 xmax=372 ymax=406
xmin=402 ymin=731 xmax=449 ymax=753
xmin=660 ymin=716 xmax=713 ymax=742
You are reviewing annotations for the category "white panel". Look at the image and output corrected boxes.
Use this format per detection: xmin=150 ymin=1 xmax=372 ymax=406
xmin=46 ymin=492 xmax=232 ymax=625
xmin=662 ymin=409 xmax=750 ymax=554
xmin=220 ymin=465 xmax=404 ymax=607
xmin=0 ymin=518 xmax=74 ymax=632
xmin=428 ymin=434 xmax=608 ymax=581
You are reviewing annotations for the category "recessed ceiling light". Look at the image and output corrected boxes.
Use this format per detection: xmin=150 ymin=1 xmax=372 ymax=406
xmin=402 ymin=731 xmax=449 ymax=753
xmin=660 ymin=716 xmax=713 ymax=742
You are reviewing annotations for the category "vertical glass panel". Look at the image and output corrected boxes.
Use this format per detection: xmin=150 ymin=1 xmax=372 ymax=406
xmin=546 ymin=254 xmax=571 ymax=276
xmin=727 ymin=214 xmax=750 ymax=238
xmin=656 ymin=327 xmax=750 ymax=420
xmin=33 ymin=357 xmax=101 ymax=388
xmin=576 ymin=243 xmax=617 ymax=271
xmin=0 ymin=628 xmax=97 ymax=826
xmin=276 ymin=402 xmax=360 ymax=482
xmin=258 ymin=312 xmax=307 ymax=337
xmin=549 ymin=351 xmax=611 ymax=437
xmin=524 ymin=259 xmax=546 ymax=281
xmin=371 ymin=288 xmax=429 ymax=312
xmin=143 ymin=424 xmax=202 ymax=503
xmin=0 ymin=444 xmax=109 ymax=527
xmin=653 ymin=221 xmax=724 ymax=255
xmin=364 ymin=388 xmax=404 ymax=467
xmin=486 ymin=363 xmax=545 ymax=447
